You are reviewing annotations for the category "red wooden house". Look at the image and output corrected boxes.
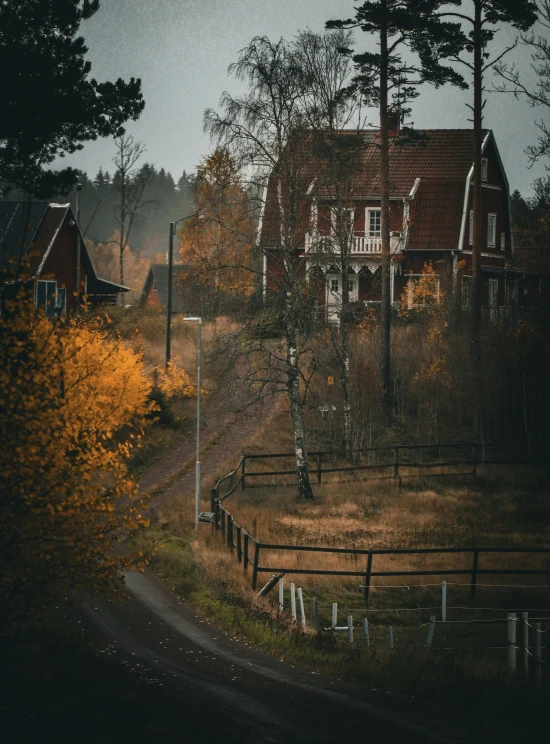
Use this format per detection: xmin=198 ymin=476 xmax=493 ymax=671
xmin=0 ymin=201 xmax=128 ymax=314
xmin=260 ymin=127 xmax=525 ymax=322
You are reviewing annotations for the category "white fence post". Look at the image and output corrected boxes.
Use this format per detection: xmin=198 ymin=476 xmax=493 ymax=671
xmin=290 ymin=582 xmax=296 ymax=623
xmin=363 ymin=618 xmax=369 ymax=648
xmin=297 ymin=588 xmax=307 ymax=628
xmin=348 ymin=616 xmax=353 ymax=645
xmin=507 ymin=612 xmax=517 ymax=671
xmin=426 ymin=615 xmax=436 ymax=648
xmin=388 ymin=626 xmax=394 ymax=650
xmin=441 ymin=581 xmax=447 ymax=623
xmin=278 ymin=575 xmax=284 ymax=614
xmin=332 ymin=602 xmax=338 ymax=629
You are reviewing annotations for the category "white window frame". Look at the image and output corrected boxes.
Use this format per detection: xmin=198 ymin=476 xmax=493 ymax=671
xmin=500 ymin=231 xmax=506 ymax=252
xmin=469 ymin=210 xmax=473 ymax=246
xmin=487 ymin=213 xmax=497 ymax=249
xmin=331 ymin=207 xmax=355 ymax=237
xmin=366 ymin=208 xmax=381 ymax=239
xmin=407 ymin=273 xmax=440 ymax=308
xmin=481 ymin=158 xmax=488 ymax=182
xmin=329 ymin=277 xmax=340 ymax=293
xmin=36 ymin=279 xmax=57 ymax=314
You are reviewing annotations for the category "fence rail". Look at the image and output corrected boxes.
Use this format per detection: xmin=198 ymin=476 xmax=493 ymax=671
xmin=214 ymin=442 xmax=541 ymax=492
xmin=208 ymin=442 xmax=548 ymax=602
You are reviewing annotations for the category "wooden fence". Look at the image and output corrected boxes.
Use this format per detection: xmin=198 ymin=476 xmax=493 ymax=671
xmin=207 ymin=442 xmax=548 ymax=602
xmin=210 ymin=443 xmax=541 ymax=498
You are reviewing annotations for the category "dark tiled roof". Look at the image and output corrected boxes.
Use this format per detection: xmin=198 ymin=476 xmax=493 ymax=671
xmin=0 ymin=201 xmax=49 ymax=270
xmin=260 ymin=128 xmax=485 ymax=246
xmin=407 ymin=178 xmax=466 ymax=251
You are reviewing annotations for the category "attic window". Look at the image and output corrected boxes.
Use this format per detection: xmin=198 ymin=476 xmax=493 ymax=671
xmin=481 ymin=158 xmax=488 ymax=182
xmin=488 ymin=213 xmax=497 ymax=249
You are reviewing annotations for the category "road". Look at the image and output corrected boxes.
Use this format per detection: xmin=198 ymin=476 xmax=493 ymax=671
xmin=83 ymin=569 xmax=469 ymax=744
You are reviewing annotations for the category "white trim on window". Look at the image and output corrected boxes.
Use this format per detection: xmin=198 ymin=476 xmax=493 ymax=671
xmin=500 ymin=231 xmax=506 ymax=252
xmin=407 ymin=273 xmax=440 ymax=308
xmin=481 ymin=158 xmax=488 ymax=182
xmin=488 ymin=213 xmax=497 ymax=249
xmin=366 ymin=207 xmax=381 ymax=239
xmin=330 ymin=207 xmax=355 ymax=237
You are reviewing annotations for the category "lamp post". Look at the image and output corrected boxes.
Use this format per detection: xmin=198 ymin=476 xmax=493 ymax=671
xmin=166 ymin=213 xmax=201 ymax=369
xmin=183 ymin=316 xmax=202 ymax=531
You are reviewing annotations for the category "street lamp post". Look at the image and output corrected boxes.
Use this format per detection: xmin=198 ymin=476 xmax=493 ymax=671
xmin=183 ymin=316 xmax=202 ymax=531
xmin=165 ymin=213 xmax=201 ymax=369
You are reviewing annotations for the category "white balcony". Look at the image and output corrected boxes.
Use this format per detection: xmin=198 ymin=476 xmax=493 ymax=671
xmin=304 ymin=233 xmax=400 ymax=255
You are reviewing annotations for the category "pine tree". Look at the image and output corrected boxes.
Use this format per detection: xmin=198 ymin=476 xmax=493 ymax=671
xmin=327 ymin=1 xmax=466 ymax=402
xmin=0 ymin=1 xmax=144 ymax=196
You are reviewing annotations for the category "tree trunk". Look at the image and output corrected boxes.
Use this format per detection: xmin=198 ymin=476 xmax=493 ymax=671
xmin=338 ymin=227 xmax=353 ymax=458
xmin=472 ymin=0 xmax=483 ymax=434
xmin=286 ymin=326 xmax=314 ymax=501
xmin=379 ymin=15 xmax=391 ymax=402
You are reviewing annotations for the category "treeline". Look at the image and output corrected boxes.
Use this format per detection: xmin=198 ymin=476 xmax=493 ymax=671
xmin=66 ymin=166 xmax=195 ymax=257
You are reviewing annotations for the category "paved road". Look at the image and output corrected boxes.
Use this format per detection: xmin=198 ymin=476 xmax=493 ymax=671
xmin=83 ymin=570 xmax=469 ymax=744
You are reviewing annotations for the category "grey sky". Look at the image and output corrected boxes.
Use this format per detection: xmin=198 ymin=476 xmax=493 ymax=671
xmin=57 ymin=0 xmax=549 ymax=196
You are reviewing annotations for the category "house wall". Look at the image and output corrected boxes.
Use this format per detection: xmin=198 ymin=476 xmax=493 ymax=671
xmin=40 ymin=216 xmax=88 ymax=310
xmin=317 ymin=200 xmax=405 ymax=234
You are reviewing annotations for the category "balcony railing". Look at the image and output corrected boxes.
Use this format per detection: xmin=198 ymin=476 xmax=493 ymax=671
xmin=305 ymin=233 xmax=389 ymax=255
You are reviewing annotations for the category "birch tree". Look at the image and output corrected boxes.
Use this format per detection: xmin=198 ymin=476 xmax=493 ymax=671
xmin=205 ymin=33 xmax=355 ymax=499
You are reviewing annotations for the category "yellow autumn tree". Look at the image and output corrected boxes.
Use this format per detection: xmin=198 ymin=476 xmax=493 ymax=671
xmin=0 ymin=292 xmax=155 ymax=625
xmin=400 ymin=261 xmax=444 ymax=320
xmin=179 ymin=148 xmax=257 ymax=304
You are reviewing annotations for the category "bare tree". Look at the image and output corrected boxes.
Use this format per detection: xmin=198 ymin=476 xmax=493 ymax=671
xmin=112 ymin=134 xmax=154 ymax=288
xmin=205 ymin=32 xmax=355 ymax=499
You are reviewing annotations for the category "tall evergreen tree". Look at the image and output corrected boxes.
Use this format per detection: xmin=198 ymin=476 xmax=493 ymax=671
xmin=327 ymin=1 xmax=466 ymax=402
xmin=0 ymin=1 xmax=144 ymax=196
xmin=442 ymin=0 xmax=538 ymax=344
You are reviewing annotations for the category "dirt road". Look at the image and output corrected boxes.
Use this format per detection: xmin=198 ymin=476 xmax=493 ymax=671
xmin=84 ymin=569 xmax=468 ymax=744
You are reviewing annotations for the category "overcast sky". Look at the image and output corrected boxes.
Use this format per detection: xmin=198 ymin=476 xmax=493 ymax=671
xmin=56 ymin=0 xmax=549 ymax=196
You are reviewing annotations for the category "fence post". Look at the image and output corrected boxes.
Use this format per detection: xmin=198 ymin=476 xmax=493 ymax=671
xmin=470 ymin=550 xmax=479 ymax=599
xmin=317 ymin=453 xmax=322 ymax=485
xmin=472 ymin=443 xmax=477 ymax=477
xmin=535 ymin=622 xmax=542 ymax=686
xmin=227 ymin=514 xmax=233 ymax=551
xmin=210 ymin=487 xmax=217 ymax=514
xmin=251 ymin=543 xmax=260 ymax=590
xmin=313 ymin=598 xmax=320 ymax=632
xmin=332 ymin=603 xmax=338 ymax=630
xmin=364 ymin=551 xmax=373 ymax=606
xmin=236 ymin=526 xmax=242 ymax=562
xmin=523 ymin=612 xmax=530 ymax=676
xmin=363 ymin=618 xmax=369 ymax=648
xmin=508 ymin=613 xmax=517 ymax=671
xmin=279 ymin=576 xmax=284 ymax=613
xmin=297 ymin=588 xmax=307 ymax=628
xmin=393 ymin=447 xmax=399 ymax=479
xmin=388 ymin=626 xmax=394 ymax=650
xmin=348 ymin=616 xmax=354 ymax=646
xmin=441 ymin=581 xmax=447 ymax=623
xmin=290 ymin=583 xmax=297 ymax=623
xmin=243 ymin=533 xmax=249 ymax=571
xmin=214 ymin=498 xmax=220 ymax=531
xmin=426 ymin=615 xmax=436 ymax=648
xmin=241 ymin=457 xmax=246 ymax=490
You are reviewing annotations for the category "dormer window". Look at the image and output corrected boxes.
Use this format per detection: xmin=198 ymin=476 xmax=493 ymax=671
xmin=481 ymin=158 xmax=488 ymax=182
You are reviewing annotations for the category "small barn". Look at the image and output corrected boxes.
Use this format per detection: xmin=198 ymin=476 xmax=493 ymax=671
xmin=0 ymin=201 xmax=128 ymax=314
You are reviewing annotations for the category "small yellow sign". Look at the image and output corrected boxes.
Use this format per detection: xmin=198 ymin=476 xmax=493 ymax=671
xmin=327 ymin=376 xmax=334 ymax=386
